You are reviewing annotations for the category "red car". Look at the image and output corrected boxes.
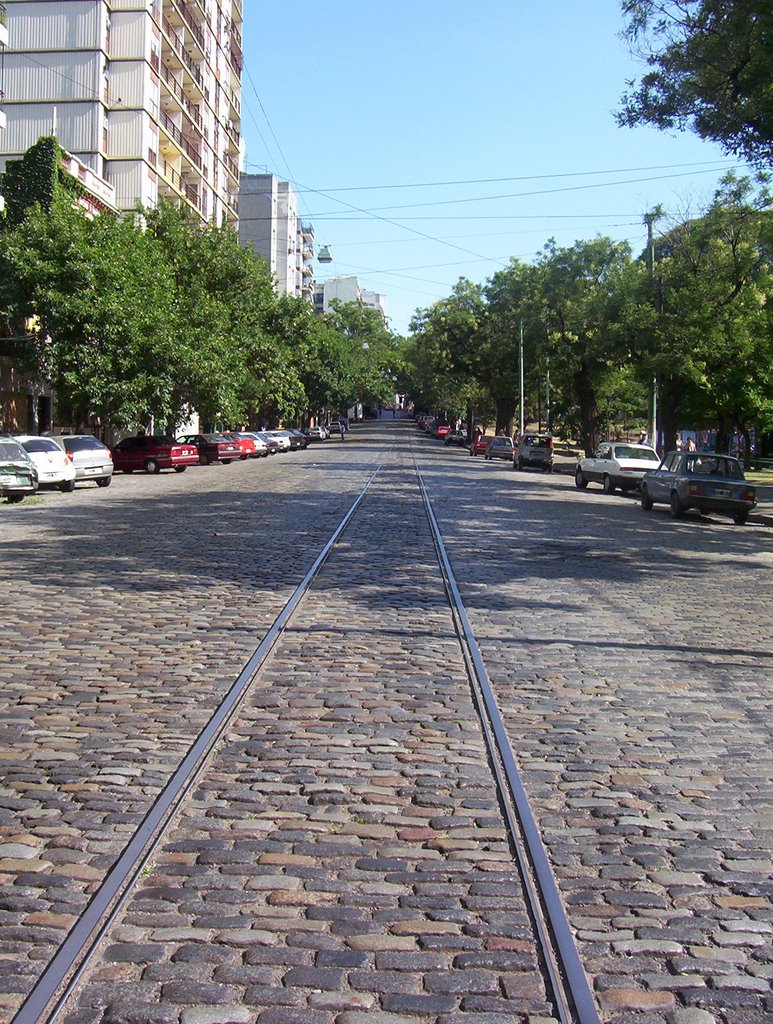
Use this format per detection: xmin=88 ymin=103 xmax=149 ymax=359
xmin=111 ymin=435 xmax=199 ymax=474
xmin=433 ymin=422 xmax=451 ymax=438
xmin=469 ymin=435 xmax=489 ymax=456
xmin=223 ymin=432 xmax=258 ymax=459
xmin=176 ymin=433 xmax=241 ymax=465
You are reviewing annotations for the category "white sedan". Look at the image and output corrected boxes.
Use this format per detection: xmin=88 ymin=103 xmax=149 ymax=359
xmin=15 ymin=435 xmax=77 ymax=492
xmin=575 ymin=442 xmax=660 ymax=494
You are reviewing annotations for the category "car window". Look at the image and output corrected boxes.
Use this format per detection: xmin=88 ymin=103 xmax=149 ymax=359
xmin=0 ymin=440 xmax=27 ymax=460
xmin=152 ymin=436 xmax=175 ymax=446
xmin=614 ymin=445 xmax=659 ymax=461
xmin=20 ymin=438 xmax=61 ymax=454
xmin=63 ymin=436 xmax=106 ymax=452
xmin=663 ymin=453 xmax=680 ymax=471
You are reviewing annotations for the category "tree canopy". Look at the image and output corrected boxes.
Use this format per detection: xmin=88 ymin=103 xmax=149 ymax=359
xmin=618 ymin=0 xmax=773 ymax=167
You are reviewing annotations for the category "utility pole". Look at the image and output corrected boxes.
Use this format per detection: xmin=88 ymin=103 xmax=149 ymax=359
xmin=643 ymin=207 xmax=663 ymax=450
xmin=519 ymin=319 xmax=525 ymax=437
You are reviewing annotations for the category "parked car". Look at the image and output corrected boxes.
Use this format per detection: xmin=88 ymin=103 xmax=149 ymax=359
xmin=265 ymin=430 xmax=292 ymax=452
xmin=50 ymin=434 xmax=114 ymax=486
xmin=273 ymin=428 xmax=308 ymax=450
xmin=432 ymin=420 xmax=451 ymax=439
xmin=111 ymin=435 xmax=199 ymax=474
xmin=254 ymin=431 xmax=282 ymax=454
xmin=640 ymin=451 xmax=757 ymax=525
xmin=236 ymin=432 xmax=269 ymax=457
xmin=15 ymin=435 xmax=76 ymax=491
xmin=513 ymin=433 xmax=554 ymax=472
xmin=176 ymin=433 xmax=240 ymax=465
xmin=0 ymin=436 xmax=39 ymax=502
xmin=469 ymin=435 xmax=489 ymax=457
xmin=222 ymin=432 xmax=259 ymax=459
xmin=575 ymin=441 xmax=660 ymax=493
xmin=304 ymin=427 xmax=326 ymax=442
xmin=444 ymin=429 xmax=469 ymax=447
xmin=485 ymin=435 xmax=515 ymax=461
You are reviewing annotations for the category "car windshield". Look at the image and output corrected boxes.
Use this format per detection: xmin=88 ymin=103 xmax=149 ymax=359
xmin=614 ymin=445 xmax=659 ymax=461
xmin=63 ymin=436 xmax=105 ymax=452
xmin=21 ymin=438 xmax=60 ymax=454
xmin=0 ymin=440 xmax=27 ymax=460
xmin=686 ymin=455 xmax=744 ymax=479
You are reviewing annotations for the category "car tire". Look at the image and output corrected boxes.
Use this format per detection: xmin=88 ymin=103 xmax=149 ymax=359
xmin=733 ymin=509 xmax=749 ymax=525
xmin=59 ymin=479 xmax=76 ymax=492
xmin=640 ymin=486 xmax=654 ymax=511
xmin=174 ymin=466 xmax=187 ymax=473
xmin=602 ymin=474 xmax=615 ymax=495
xmin=575 ymin=468 xmax=588 ymax=489
xmin=6 ymin=494 xmax=25 ymax=503
xmin=222 ymin=460 xmax=233 ymax=465
xmin=670 ymin=491 xmax=684 ymax=518
xmin=145 ymin=459 xmax=161 ymax=474
xmin=200 ymin=454 xmax=211 ymax=465
xmin=240 ymin=455 xmax=248 ymax=460
xmin=96 ymin=476 xmax=111 ymax=487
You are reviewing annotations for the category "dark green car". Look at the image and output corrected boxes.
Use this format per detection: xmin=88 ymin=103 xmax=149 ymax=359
xmin=0 ymin=436 xmax=39 ymax=503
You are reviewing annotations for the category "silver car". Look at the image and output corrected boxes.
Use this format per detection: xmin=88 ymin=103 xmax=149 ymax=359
xmin=50 ymin=434 xmax=114 ymax=487
xmin=640 ymin=451 xmax=757 ymax=525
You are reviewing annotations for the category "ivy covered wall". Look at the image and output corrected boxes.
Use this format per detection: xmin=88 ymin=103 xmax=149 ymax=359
xmin=0 ymin=136 xmax=88 ymax=227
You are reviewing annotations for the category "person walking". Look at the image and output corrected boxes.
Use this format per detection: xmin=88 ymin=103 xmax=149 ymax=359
xmin=339 ymin=420 xmax=346 ymax=441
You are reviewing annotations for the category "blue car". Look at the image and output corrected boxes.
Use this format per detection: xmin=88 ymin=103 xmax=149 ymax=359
xmin=640 ymin=451 xmax=757 ymax=525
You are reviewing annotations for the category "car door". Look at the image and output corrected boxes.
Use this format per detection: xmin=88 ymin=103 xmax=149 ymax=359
xmin=648 ymin=452 xmax=679 ymax=499
xmin=586 ymin=444 xmax=607 ymax=482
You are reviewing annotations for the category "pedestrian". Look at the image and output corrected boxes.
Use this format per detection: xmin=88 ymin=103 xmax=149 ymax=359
xmin=638 ymin=430 xmax=648 ymax=445
xmin=339 ymin=420 xmax=345 ymax=441
xmin=686 ymin=437 xmax=696 ymax=452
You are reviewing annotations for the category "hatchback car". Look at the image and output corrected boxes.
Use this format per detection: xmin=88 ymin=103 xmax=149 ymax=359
xmin=50 ymin=434 xmax=114 ymax=487
xmin=176 ymin=433 xmax=240 ymax=465
xmin=304 ymin=427 xmax=326 ymax=442
xmin=575 ymin=442 xmax=660 ymax=493
xmin=514 ymin=433 xmax=554 ymax=472
xmin=111 ymin=435 xmax=199 ymax=474
xmin=444 ymin=429 xmax=469 ymax=447
xmin=469 ymin=435 xmax=489 ymax=456
xmin=235 ymin=431 xmax=269 ymax=457
xmin=222 ymin=432 xmax=259 ymax=459
xmin=254 ymin=431 xmax=282 ymax=454
xmin=640 ymin=451 xmax=757 ymax=525
xmin=0 ymin=436 xmax=39 ymax=502
xmin=485 ymin=435 xmax=515 ymax=461
xmin=15 ymin=435 xmax=76 ymax=491
xmin=265 ymin=430 xmax=292 ymax=452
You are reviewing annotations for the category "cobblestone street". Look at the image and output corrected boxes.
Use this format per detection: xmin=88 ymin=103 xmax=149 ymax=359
xmin=1 ymin=420 xmax=771 ymax=1024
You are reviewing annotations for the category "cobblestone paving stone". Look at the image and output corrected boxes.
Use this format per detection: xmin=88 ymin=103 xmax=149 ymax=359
xmin=417 ymin=427 xmax=772 ymax=1024
xmin=0 ymin=446 xmax=390 ymax=1020
xmin=59 ymin=451 xmax=559 ymax=1024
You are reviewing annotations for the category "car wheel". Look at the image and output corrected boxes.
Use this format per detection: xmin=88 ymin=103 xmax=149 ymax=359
xmin=145 ymin=459 xmax=161 ymax=474
xmin=96 ymin=476 xmax=111 ymax=487
xmin=602 ymin=474 xmax=615 ymax=495
xmin=575 ymin=468 xmax=588 ymax=489
xmin=222 ymin=460 xmax=233 ymax=465
xmin=174 ymin=466 xmax=187 ymax=473
xmin=733 ymin=509 xmax=749 ymax=525
xmin=59 ymin=479 xmax=76 ymax=492
xmin=670 ymin=491 xmax=684 ymax=518
xmin=640 ymin=486 xmax=654 ymax=511
xmin=200 ymin=454 xmax=211 ymax=465
xmin=6 ymin=494 xmax=25 ymax=503
xmin=240 ymin=455 xmax=248 ymax=460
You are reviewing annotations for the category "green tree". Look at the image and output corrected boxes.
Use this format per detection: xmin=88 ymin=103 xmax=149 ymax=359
xmin=618 ymin=0 xmax=773 ymax=167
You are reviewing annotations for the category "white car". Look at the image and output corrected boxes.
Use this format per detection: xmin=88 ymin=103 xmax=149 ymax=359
xmin=237 ymin=431 xmax=269 ymax=457
xmin=265 ymin=430 xmax=291 ymax=452
xmin=575 ymin=442 xmax=660 ymax=494
xmin=15 ymin=435 xmax=77 ymax=492
xmin=49 ymin=434 xmax=114 ymax=487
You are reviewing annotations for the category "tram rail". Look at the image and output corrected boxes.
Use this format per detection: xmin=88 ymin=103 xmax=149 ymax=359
xmin=12 ymin=441 xmax=601 ymax=1024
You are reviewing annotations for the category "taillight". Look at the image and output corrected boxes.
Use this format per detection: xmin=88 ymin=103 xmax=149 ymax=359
xmin=66 ymin=451 xmax=74 ymax=462
xmin=688 ymin=483 xmax=704 ymax=496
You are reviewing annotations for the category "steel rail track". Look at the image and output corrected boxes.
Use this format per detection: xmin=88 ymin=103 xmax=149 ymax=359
xmin=12 ymin=466 xmax=383 ymax=1024
xmin=15 ymin=433 xmax=600 ymax=1024
xmin=413 ymin=451 xmax=601 ymax=1024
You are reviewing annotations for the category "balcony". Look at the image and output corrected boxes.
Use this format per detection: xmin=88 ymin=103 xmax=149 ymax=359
xmin=169 ymin=0 xmax=208 ymax=61
xmin=159 ymin=61 xmax=206 ymax=139
xmin=162 ymin=14 xmax=207 ymax=100
xmin=222 ymin=153 xmax=239 ymax=181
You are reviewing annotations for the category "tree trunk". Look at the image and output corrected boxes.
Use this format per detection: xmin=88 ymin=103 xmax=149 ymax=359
xmin=658 ymin=378 xmax=679 ymax=456
xmin=574 ymin=364 xmax=598 ymax=456
xmin=495 ymin=396 xmax=516 ymax=436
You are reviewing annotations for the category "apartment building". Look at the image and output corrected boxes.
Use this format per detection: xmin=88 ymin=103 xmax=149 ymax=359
xmin=0 ymin=0 xmax=243 ymax=225
xmin=239 ymin=173 xmax=315 ymax=300
xmin=0 ymin=3 xmax=7 ymax=214
xmin=313 ymin=276 xmax=388 ymax=322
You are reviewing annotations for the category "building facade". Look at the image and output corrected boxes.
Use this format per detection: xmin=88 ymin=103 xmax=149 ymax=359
xmin=313 ymin=276 xmax=388 ymax=322
xmin=238 ymin=173 xmax=315 ymax=300
xmin=0 ymin=0 xmax=242 ymax=225
xmin=0 ymin=3 xmax=7 ymax=214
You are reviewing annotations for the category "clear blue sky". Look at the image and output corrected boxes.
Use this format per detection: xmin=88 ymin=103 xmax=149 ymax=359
xmin=241 ymin=1 xmax=744 ymax=335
